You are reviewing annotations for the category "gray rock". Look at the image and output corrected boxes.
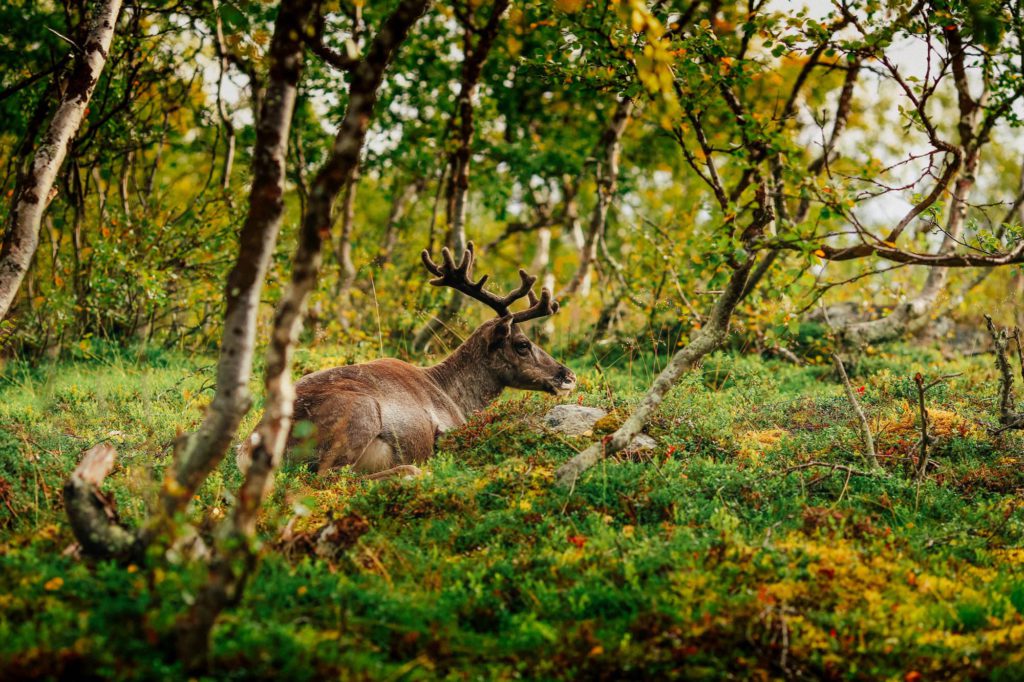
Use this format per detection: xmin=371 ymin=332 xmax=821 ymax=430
xmin=628 ymin=434 xmax=657 ymax=451
xmin=543 ymin=404 xmax=608 ymax=436
xmin=543 ymin=405 xmax=656 ymax=451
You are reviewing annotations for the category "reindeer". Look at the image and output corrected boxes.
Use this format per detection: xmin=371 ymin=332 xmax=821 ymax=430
xmin=237 ymin=243 xmax=576 ymax=478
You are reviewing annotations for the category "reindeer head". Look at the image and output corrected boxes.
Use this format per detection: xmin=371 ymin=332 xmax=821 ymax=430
xmin=421 ymin=243 xmax=577 ymax=396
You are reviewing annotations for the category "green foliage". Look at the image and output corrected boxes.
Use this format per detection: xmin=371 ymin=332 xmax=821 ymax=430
xmin=2 ymin=346 xmax=1024 ymax=679
xmin=3 ymin=0 xmax=1024 ymax=677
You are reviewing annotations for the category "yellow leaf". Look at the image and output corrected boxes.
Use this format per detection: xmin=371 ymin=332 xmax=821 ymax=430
xmin=814 ymin=249 xmax=827 ymax=258
xmin=631 ymin=9 xmax=645 ymax=33
xmin=163 ymin=477 xmax=187 ymax=498
xmin=555 ymin=0 xmax=583 ymax=12
xmin=44 ymin=577 xmax=63 ymax=591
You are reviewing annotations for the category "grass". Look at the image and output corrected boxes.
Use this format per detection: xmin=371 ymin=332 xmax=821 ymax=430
xmin=1 ymin=341 xmax=1024 ymax=680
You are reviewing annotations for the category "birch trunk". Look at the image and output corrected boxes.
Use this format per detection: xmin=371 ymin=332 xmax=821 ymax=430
xmin=410 ymin=0 xmax=509 ymax=352
xmin=0 ymin=0 xmax=123 ymax=322
xmin=556 ymin=258 xmax=755 ymax=488
xmin=375 ymin=178 xmax=421 ymax=266
xmin=66 ymin=0 xmax=314 ymax=562
xmin=532 ymin=226 xmax=555 ymax=339
xmin=841 ymin=146 xmax=981 ymax=346
xmin=152 ymin=0 xmax=315 ymax=540
xmin=839 ymin=31 xmax=982 ymax=347
xmin=558 ymin=97 xmax=632 ymax=304
xmin=177 ymin=0 xmax=432 ymax=668
xmin=212 ymin=0 xmax=236 ymax=196
xmin=334 ymin=167 xmax=359 ymax=327
xmin=561 ymin=176 xmax=590 ymax=295
xmin=555 ymin=190 xmax=774 ymax=488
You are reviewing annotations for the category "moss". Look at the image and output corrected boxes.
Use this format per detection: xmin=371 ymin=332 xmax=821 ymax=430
xmin=1 ymin=345 xmax=1023 ymax=679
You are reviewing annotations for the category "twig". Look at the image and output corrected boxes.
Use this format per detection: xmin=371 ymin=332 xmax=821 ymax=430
xmin=776 ymin=461 xmax=876 ymax=478
xmin=832 ymin=353 xmax=880 ymax=469
xmin=913 ymin=373 xmax=933 ymax=483
xmin=833 ymin=468 xmax=854 ymax=507
xmin=1014 ymin=328 xmax=1024 ymax=386
xmin=985 ymin=314 xmax=1024 ymax=430
xmin=45 ymin=26 xmax=81 ymax=52
xmin=924 ymin=373 xmax=963 ymax=391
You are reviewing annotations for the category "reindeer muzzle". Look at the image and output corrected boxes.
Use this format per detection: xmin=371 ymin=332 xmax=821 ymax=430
xmin=553 ymin=367 xmax=577 ymax=396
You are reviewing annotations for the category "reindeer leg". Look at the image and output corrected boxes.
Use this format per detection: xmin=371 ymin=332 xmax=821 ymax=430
xmin=318 ymin=398 xmax=385 ymax=474
xmin=364 ymin=464 xmax=424 ymax=481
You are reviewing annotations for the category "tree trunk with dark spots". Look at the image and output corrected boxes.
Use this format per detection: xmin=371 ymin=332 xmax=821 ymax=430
xmin=177 ymin=0 xmax=432 ymax=670
xmin=411 ymin=0 xmax=509 ymax=352
xmin=155 ymin=0 xmax=318 ymax=540
xmin=0 ymin=0 xmax=123 ymax=322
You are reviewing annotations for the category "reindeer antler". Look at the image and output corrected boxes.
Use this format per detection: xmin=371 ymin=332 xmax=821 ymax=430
xmin=420 ymin=242 xmax=559 ymax=322
xmin=511 ymin=288 xmax=559 ymax=323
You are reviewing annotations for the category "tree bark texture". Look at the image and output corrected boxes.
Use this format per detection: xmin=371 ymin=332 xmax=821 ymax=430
xmin=375 ymin=178 xmax=422 ymax=266
xmin=558 ymin=97 xmax=633 ymax=304
xmin=411 ymin=0 xmax=508 ymax=352
xmin=334 ymin=167 xmax=360 ymax=327
xmin=176 ymin=0 xmax=432 ymax=669
xmin=556 ymin=258 xmax=755 ymax=488
xmin=555 ymin=190 xmax=774 ymax=488
xmin=156 ymin=0 xmax=317 ymax=543
xmin=839 ymin=29 xmax=983 ymax=346
xmin=0 ymin=0 xmax=123 ymax=322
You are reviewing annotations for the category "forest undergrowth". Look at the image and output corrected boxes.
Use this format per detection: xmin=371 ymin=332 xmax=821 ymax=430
xmin=1 ymin=339 xmax=1023 ymax=680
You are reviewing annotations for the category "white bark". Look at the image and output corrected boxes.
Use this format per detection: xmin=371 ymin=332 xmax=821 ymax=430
xmin=532 ymin=226 xmax=555 ymax=338
xmin=556 ymin=258 xmax=753 ymax=488
xmin=832 ymin=353 xmax=879 ymax=468
xmin=841 ymin=147 xmax=981 ymax=346
xmin=558 ymin=97 xmax=632 ymax=304
xmin=156 ymin=0 xmax=313 ymax=530
xmin=0 ymin=0 xmax=123 ymax=321
xmin=555 ymin=187 xmax=774 ymax=488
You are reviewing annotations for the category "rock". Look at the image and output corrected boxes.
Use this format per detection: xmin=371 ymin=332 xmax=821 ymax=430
xmin=543 ymin=405 xmax=656 ymax=451
xmin=628 ymin=434 xmax=657 ymax=451
xmin=543 ymin=405 xmax=608 ymax=436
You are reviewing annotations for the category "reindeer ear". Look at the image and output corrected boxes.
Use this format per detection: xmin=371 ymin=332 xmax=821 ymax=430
xmin=488 ymin=315 xmax=514 ymax=350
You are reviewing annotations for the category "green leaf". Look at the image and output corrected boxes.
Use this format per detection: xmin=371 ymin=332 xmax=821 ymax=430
xmin=219 ymin=2 xmax=247 ymax=30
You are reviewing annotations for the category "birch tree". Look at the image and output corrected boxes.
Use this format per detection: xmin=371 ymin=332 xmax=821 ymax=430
xmin=65 ymin=0 xmax=317 ymax=558
xmin=178 ymin=0 xmax=432 ymax=667
xmin=411 ymin=0 xmax=511 ymax=351
xmin=0 ymin=0 xmax=123 ymax=322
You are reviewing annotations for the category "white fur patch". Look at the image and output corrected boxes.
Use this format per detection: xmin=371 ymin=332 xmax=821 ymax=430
xmin=350 ymin=438 xmax=394 ymax=474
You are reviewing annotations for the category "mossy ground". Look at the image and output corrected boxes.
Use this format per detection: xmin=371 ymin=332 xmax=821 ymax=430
xmin=1 ymin=342 xmax=1023 ymax=680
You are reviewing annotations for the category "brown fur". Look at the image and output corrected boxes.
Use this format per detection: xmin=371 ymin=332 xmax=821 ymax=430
xmin=238 ymin=317 xmax=575 ymax=475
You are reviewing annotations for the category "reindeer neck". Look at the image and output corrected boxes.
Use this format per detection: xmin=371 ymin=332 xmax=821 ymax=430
xmin=423 ymin=333 xmax=505 ymax=419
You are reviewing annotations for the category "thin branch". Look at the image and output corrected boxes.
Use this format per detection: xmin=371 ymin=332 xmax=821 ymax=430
xmin=776 ymin=460 xmax=876 ymax=478
xmin=832 ymin=353 xmax=879 ymax=469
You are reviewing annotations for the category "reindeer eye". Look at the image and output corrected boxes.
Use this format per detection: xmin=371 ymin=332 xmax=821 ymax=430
xmin=514 ymin=341 xmax=531 ymax=355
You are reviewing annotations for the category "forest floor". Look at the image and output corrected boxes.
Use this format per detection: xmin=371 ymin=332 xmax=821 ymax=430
xmin=1 ymin=340 xmax=1023 ymax=680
